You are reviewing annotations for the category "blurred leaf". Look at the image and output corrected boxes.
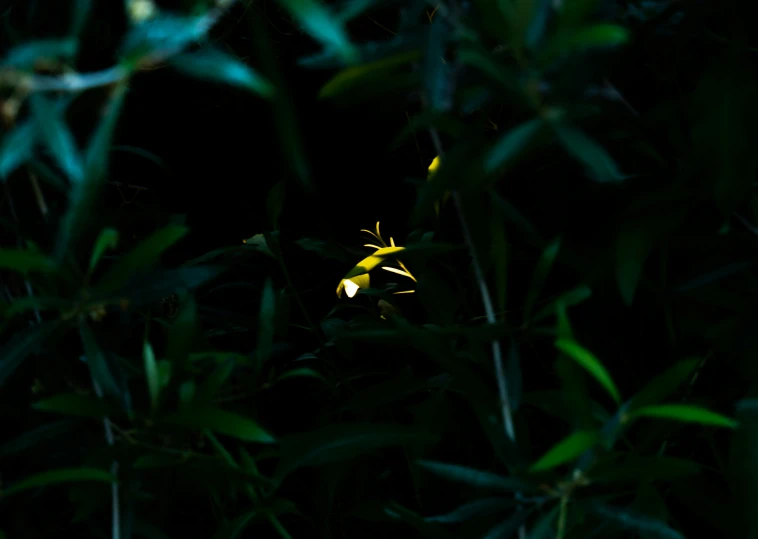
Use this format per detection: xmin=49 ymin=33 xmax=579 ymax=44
xmin=167 ymin=294 xmax=198 ymax=372
xmin=300 ymin=34 xmax=422 ymax=70
xmin=319 ymin=50 xmax=420 ymax=98
xmin=143 ymin=341 xmax=159 ymax=413
xmin=392 ymin=110 xmax=465 ymax=148
xmin=193 ymin=358 xmax=236 ymax=405
xmin=2 ymin=39 xmax=77 ymax=69
xmin=557 ymin=0 xmax=601 ymax=28
xmin=30 ymin=94 xmax=83 ymax=182
xmin=490 ymin=213 xmax=508 ymax=311
xmin=417 ymin=460 xmax=531 ymax=491
xmin=485 ymin=118 xmax=544 ymax=173
xmin=529 ymin=430 xmax=600 ymax=472
xmin=89 ymin=227 xmax=119 ymax=273
xmin=0 ymin=321 xmax=61 ymax=387
xmin=1 ymin=467 xmax=114 ymax=498
xmin=630 ymin=405 xmax=738 ymax=429
xmin=482 ymin=507 xmax=534 ymax=539
xmin=274 ymin=367 xmax=327 ymax=385
xmin=242 ymin=233 xmax=276 ymax=259
xmin=426 ymin=497 xmax=514 ymax=524
xmin=171 ymin=48 xmax=275 ymax=98
xmin=0 ymin=120 xmax=36 ymax=179
xmin=32 ymin=393 xmax=114 ymax=418
xmin=96 ymin=225 xmax=188 ymax=294
xmin=69 ymin=0 xmax=91 ymax=36
xmin=119 ymin=13 xmax=210 ymax=61
xmin=616 ymin=223 xmax=656 ymax=307
xmin=121 ymin=266 xmax=224 ymax=306
xmin=277 ymin=0 xmax=357 ymax=63
xmin=589 ymin=454 xmax=700 ymax=483
xmin=590 ymin=502 xmax=684 ymax=539
xmin=423 ymin=18 xmax=451 ymax=111
xmin=80 ymin=321 xmax=129 ymax=410
xmin=57 ymin=83 xmax=127 ymax=260
xmin=276 ymin=424 xmax=437 ymax=480
xmin=164 ymin=407 xmax=276 ymax=443
xmin=675 ymin=261 xmax=755 ymax=293
xmin=507 ymin=340 xmax=523 ymax=413
xmin=214 ymin=509 xmax=260 ymax=539
xmin=556 ymin=339 xmax=621 ymax=404
xmin=524 ymin=236 xmax=561 ymax=324
xmin=0 ymin=248 xmax=55 ymax=273
xmin=458 ymin=45 xmax=520 ymax=92
xmin=256 ymin=279 xmax=276 ymax=368
xmin=0 ymin=419 xmax=78 ymax=457
xmin=532 ymin=285 xmax=592 ymax=322
xmin=267 ymin=180 xmax=286 ymax=230
xmin=554 ymin=124 xmax=627 ymax=183
xmin=527 ymin=504 xmax=560 ymax=538
xmin=628 ymin=358 xmax=700 ymax=411
xmin=543 ymin=24 xmax=630 ymax=62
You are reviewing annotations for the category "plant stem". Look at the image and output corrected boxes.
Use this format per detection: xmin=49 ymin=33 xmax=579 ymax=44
xmin=92 ymin=379 xmax=121 ymax=539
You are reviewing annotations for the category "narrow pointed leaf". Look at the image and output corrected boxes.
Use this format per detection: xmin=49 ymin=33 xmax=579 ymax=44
xmin=165 ymin=407 xmax=276 ymax=443
xmin=427 ymin=497 xmax=514 ymax=523
xmin=0 ymin=321 xmax=61 ymax=387
xmin=417 ymin=460 xmax=529 ymax=491
xmin=554 ymin=125 xmax=626 ymax=183
xmin=0 ymin=249 xmax=55 ymax=273
xmin=277 ymin=0 xmax=357 ymax=63
xmin=30 ymin=94 xmax=83 ymax=182
xmin=2 ymin=467 xmax=114 ymax=498
xmin=630 ymin=404 xmax=738 ymax=429
xmin=171 ymin=48 xmax=275 ymax=98
xmin=256 ymin=279 xmax=276 ymax=368
xmin=628 ymin=358 xmax=700 ymax=411
xmin=530 ymin=430 xmax=600 ymax=472
xmin=555 ymin=339 xmax=621 ymax=404
xmin=0 ymin=120 xmax=36 ymax=179
xmin=32 ymin=393 xmax=114 ymax=418
xmin=88 ymin=227 xmax=119 ymax=273
xmin=143 ymin=341 xmax=160 ymax=412
xmin=485 ymin=118 xmax=543 ymax=173
xmin=524 ymin=237 xmax=561 ymax=323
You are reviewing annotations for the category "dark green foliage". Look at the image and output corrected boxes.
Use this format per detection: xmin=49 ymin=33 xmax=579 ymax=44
xmin=0 ymin=0 xmax=756 ymax=538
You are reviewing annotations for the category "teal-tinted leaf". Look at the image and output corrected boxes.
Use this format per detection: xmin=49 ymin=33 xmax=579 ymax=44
xmin=256 ymin=279 xmax=276 ymax=368
xmin=423 ymin=18 xmax=451 ymax=112
xmin=171 ymin=48 xmax=275 ymax=98
xmin=628 ymin=358 xmax=700 ymax=411
xmin=0 ymin=120 xmax=36 ymax=179
xmin=30 ymin=94 xmax=83 ymax=182
xmin=300 ymin=35 xmax=422 ymax=70
xmin=143 ymin=341 xmax=159 ymax=413
xmin=417 ymin=460 xmax=529 ymax=491
xmin=165 ymin=407 xmax=276 ymax=443
xmin=319 ymin=49 xmax=421 ymax=98
xmin=384 ymin=501 xmax=453 ymax=538
xmin=276 ymin=424 xmax=436 ymax=480
xmin=392 ymin=110 xmax=465 ymax=149
xmin=121 ymin=266 xmax=224 ymax=306
xmin=0 ymin=419 xmax=78 ymax=457
xmin=630 ymin=404 xmax=738 ymax=429
xmin=96 ymin=225 xmax=188 ymax=294
xmin=523 ymin=237 xmax=561 ymax=323
xmin=88 ymin=227 xmax=119 ymax=273
xmin=590 ymin=502 xmax=684 ymax=539
xmin=69 ymin=0 xmax=91 ymax=36
xmin=489 ymin=190 xmax=540 ymax=242
xmin=277 ymin=0 xmax=357 ymax=63
xmin=482 ymin=507 xmax=534 ymax=539
xmin=32 ymin=393 xmax=114 ymax=418
xmin=57 ymin=83 xmax=127 ymax=260
xmin=524 ymin=0 xmax=551 ymax=50
xmin=554 ymin=124 xmax=626 ymax=183
xmin=458 ymin=46 xmax=520 ymax=91
xmin=2 ymin=39 xmax=77 ymax=69
xmin=336 ymin=0 xmax=376 ymax=22
xmin=80 ymin=321 xmax=128 ymax=409
xmin=527 ymin=504 xmax=560 ymax=538
xmin=555 ymin=339 xmax=621 ymax=404
xmin=426 ymin=497 xmax=513 ymax=524
xmin=1 ymin=296 xmax=69 ymax=318
xmin=506 ymin=340 xmax=522 ymax=413
xmin=0 ymin=321 xmax=61 ymax=387
xmin=119 ymin=13 xmax=211 ymax=61
xmin=485 ymin=118 xmax=543 ymax=173
xmin=529 ymin=430 xmax=600 ymax=472
xmin=2 ymin=467 xmax=114 ymax=498
xmin=0 ymin=249 xmax=55 ymax=273
xmin=166 ymin=294 xmax=198 ymax=372
xmin=267 ymin=180 xmax=286 ymax=230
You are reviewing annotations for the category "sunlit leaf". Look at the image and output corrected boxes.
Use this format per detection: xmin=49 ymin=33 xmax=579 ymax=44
xmin=0 ymin=120 xmax=36 ymax=180
xmin=554 ymin=124 xmax=627 ymax=183
xmin=417 ymin=460 xmax=530 ymax=491
xmin=630 ymin=404 xmax=738 ymax=429
xmin=171 ymin=48 xmax=275 ymax=98
xmin=30 ymin=94 xmax=83 ymax=183
xmin=1 ymin=467 xmax=114 ymax=498
xmin=88 ymin=227 xmax=119 ymax=273
xmin=0 ymin=249 xmax=55 ymax=273
xmin=485 ymin=118 xmax=544 ymax=173
xmin=555 ymin=339 xmax=621 ymax=404
xmin=529 ymin=430 xmax=600 ymax=472
xmin=277 ymin=0 xmax=357 ymax=63
xmin=165 ymin=407 xmax=276 ymax=443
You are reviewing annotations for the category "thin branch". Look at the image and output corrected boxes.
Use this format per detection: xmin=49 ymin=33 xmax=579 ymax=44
xmin=92 ymin=378 xmax=120 ymax=539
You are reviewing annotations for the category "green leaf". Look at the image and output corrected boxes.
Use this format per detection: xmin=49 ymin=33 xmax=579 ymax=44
xmin=0 ymin=120 xmax=36 ymax=179
xmin=88 ymin=227 xmax=119 ymax=273
xmin=588 ymin=454 xmax=700 ymax=484
xmin=273 ymin=368 xmax=328 ymax=385
xmin=0 ymin=249 xmax=55 ymax=273
xmin=96 ymin=224 xmax=188 ymax=294
xmin=30 ymin=94 xmax=83 ymax=183
xmin=171 ymin=48 xmax=275 ymax=98
xmin=417 ymin=460 xmax=529 ymax=491
xmin=69 ymin=0 xmax=91 ymax=36
xmin=32 ymin=393 xmax=114 ymax=418
xmin=80 ymin=321 xmax=129 ymax=409
xmin=554 ymin=124 xmax=626 ymax=183
xmin=166 ymin=294 xmax=198 ymax=372
xmin=0 ymin=321 xmax=61 ymax=387
xmin=276 ymin=424 xmax=436 ymax=480
xmin=193 ymin=358 xmax=236 ymax=405
xmin=527 ymin=504 xmax=560 ymax=538
xmin=164 ymin=407 xmax=276 ymax=443
xmin=628 ymin=358 xmax=700 ymax=411
xmin=119 ymin=13 xmax=211 ymax=61
xmin=143 ymin=341 xmax=160 ymax=413
xmin=277 ymin=0 xmax=357 ymax=64
xmin=426 ymin=497 xmax=513 ymax=524
xmin=57 ymin=83 xmax=127 ymax=260
xmin=120 ymin=266 xmax=225 ymax=306
xmin=423 ymin=18 xmax=451 ymax=111
xmin=555 ymin=339 xmax=621 ymax=404
xmin=630 ymin=404 xmax=738 ymax=429
xmin=566 ymin=24 xmax=630 ymax=49
xmin=485 ymin=118 xmax=544 ymax=173
xmin=319 ymin=50 xmax=421 ymax=98
xmin=529 ymin=430 xmax=600 ymax=472
xmin=0 ymin=419 xmax=78 ymax=457
xmin=214 ymin=509 xmax=260 ymax=539
xmin=256 ymin=279 xmax=276 ymax=368
xmin=523 ymin=237 xmax=561 ymax=323
xmin=1 ymin=467 xmax=114 ymax=498
xmin=532 ymin=285 xmax=592 ymax=322
xmin=590 ymin=502 xmax=684 ymax=539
